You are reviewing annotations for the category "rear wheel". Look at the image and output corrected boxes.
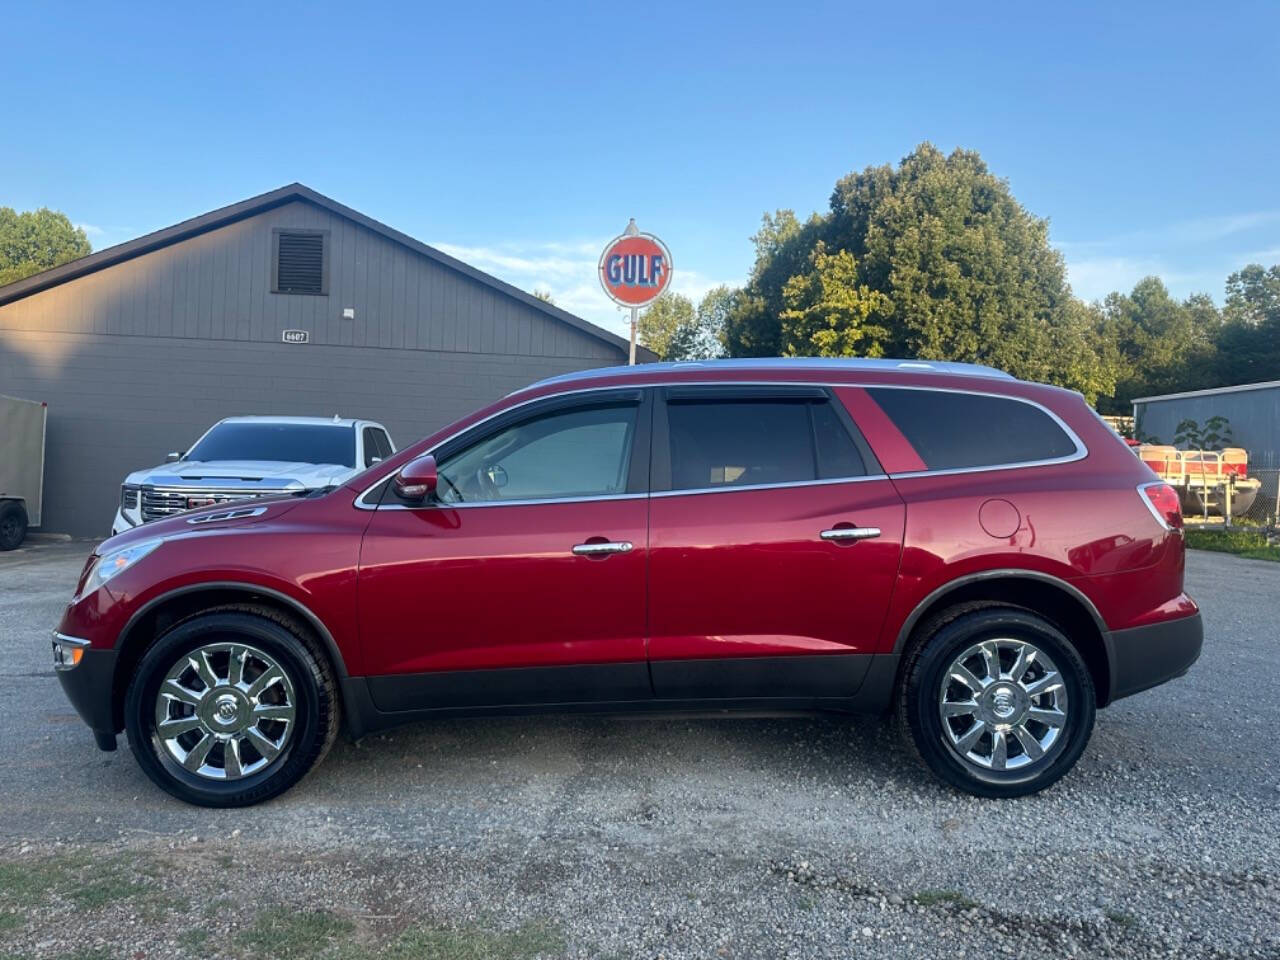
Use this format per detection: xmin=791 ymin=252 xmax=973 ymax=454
xmin=124 ymin=609 xmax=338 ymax=807
xmin=0 ymin=500 xmax=28 ymax=550
xmin=898 ymin=606 xmax=1095 ymax=798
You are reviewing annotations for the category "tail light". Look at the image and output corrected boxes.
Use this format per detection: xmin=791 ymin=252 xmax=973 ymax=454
xmin=1139 ymin=482 xmax=1183 ymax=531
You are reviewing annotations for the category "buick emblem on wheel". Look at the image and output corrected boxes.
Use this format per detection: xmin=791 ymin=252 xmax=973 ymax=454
xmin=51 ymin=358 xmax=1202 ymax=806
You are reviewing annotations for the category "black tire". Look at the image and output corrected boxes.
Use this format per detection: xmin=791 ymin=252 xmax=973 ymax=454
xmin=897 ymin=605 xmax=1096 ymax=798
xmin=124 ymin=607 xmax=339 ymax=807
xmin=0 ymin=500 xmax=28 ymax=551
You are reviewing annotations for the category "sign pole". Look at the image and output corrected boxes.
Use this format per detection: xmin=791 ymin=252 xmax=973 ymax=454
xmin=629 ymin=306 xmax=638 ymax=365
xmin=599 ymin=219 xmax=671 ymax=367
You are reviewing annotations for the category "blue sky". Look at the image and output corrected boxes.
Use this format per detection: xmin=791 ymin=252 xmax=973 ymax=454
xmin=2 ymin=1 xmax=1277 ymax=338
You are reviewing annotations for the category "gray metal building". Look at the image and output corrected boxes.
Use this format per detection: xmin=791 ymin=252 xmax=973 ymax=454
xmin=0 ymin=184 xmax=649 ymax=537
xmin=1133 ymin=380 xmax=1280 ymax=466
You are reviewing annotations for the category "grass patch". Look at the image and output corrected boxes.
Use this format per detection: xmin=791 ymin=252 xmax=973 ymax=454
xmin=1185 ymin=528 xmax=1280 ymax=561
xmin=177 ymin=927 xmax=210 ymax=952
xmin=1105 ymin=908 xmax=1137 ymax=928
xmin=914 ymin=889 xmax=979 ymax=910
xmin=0 ymin=853 xmax=182 ymax=935
xmin=350 ymin=921 xmax=566 ymax=960
xmin=236 ymin=908 xmax=355 ymax=959
xmin=0 ymin=855 xmax=148 ymax=910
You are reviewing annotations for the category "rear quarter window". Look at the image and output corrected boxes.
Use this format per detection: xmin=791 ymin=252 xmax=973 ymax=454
xmin=866 ymin=388 xmax=1079 ymax=472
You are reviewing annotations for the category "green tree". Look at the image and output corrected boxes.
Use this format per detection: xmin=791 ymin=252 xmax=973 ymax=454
xmin=1216 ymin=264 xmax=1280 ymax=386
xmin=722 ymin=210 xmax=823 ymax=356
xmin=1224 ymin=263 xmax=1280 ymax=327
xmin=638 ymin=288 xmax=730 ymax=361
xmin=1054 ymin=298 xmax=1119 ymax=409
xmin=723 ymin=143 xmax=1114 ymax=401
xmin=779 ymin=244 xmax=892 ymax=356
xmin=692 ymin=285 xmax=734 ymax=358
xmin=0 ymin=207 xmax=91 ymax=286
xmin=1097 ymin=277 xmax=1221 ymax=412
xmin=638 ymin=292 xmax=695 ymax=360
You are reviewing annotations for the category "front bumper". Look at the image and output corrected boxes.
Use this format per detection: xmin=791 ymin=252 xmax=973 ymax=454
xmin=54 ymin=637 xmax=119 ymax=751
xmin=1107 ymin=612 xmax=1203 ymax=702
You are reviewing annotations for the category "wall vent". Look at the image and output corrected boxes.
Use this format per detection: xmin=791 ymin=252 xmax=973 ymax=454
xmin=272 ymin=230 xmax=327 ymax=295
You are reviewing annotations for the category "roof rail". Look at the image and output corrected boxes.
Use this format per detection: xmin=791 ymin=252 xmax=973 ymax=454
xmin=526 ymin=357 xmax=1013 ymax=391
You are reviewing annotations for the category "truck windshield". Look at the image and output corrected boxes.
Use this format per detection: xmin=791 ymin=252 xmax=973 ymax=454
xmin=186 ymin=423 xmax=356 ymax=467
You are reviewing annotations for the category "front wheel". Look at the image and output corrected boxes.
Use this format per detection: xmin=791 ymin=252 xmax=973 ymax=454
xmin=124 ymin=609 xmax=338 ymax=807
xmin=898 ymin=606 xmax=1096 ymax=798
xmin=0 ymin=500 xmax=28 ymax=550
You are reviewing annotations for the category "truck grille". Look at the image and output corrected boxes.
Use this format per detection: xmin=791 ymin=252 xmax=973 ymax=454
xmin=140 ymin=485 xmax=274 ymax=522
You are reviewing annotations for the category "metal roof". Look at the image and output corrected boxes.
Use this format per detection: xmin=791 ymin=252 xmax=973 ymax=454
xmin=1132 ymin=380 xmax=1280 ymax=404
xmin=0 ymin=182 xmax=650 ymax=360
xmin=527 ymin=357 xmax=1014 ymax=390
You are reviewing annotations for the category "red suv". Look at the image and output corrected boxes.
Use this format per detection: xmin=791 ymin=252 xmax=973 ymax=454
xmin=54 ymin=359 xmax=1201 ymax=806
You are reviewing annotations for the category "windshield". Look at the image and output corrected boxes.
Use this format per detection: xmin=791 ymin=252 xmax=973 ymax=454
xmin=186 ymin=423 xmax=356 ymax=467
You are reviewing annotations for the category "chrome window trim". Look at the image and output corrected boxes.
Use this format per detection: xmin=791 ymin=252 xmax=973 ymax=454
xmin=650 ymin=473 xmax=889 ymax=499
xmin=373 ymin=491 xmax=648 ymax=511
xmin=861 ymin=383 xmax=1088 ymax=478
xmin=354 ymin=380 xmax=1089 ymax=510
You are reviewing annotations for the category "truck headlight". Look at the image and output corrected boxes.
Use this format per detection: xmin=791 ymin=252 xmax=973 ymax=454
xmin=79 ymin=539 xmax=163 ymax=597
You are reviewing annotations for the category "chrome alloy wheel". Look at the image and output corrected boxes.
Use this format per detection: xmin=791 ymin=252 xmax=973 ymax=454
xmin=938 ymin=638 xmax=1069 ymax=772
xmin=154 ymin=642 xmax=296 ymax=780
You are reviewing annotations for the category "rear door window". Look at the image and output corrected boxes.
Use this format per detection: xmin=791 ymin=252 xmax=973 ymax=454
xmin=866 ymin=388 xmax=1079 ymax=472
xmin=664 ymin=396 xmax=866 ymax=492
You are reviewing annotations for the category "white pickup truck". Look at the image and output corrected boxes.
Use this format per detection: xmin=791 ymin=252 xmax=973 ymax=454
xmin=112 ymin=415 xmax=395 ymax=534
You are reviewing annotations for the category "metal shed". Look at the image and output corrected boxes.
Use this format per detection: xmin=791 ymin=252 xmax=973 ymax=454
xmin=1133 ymin=380 xmax=1280 ymax=468
xmin=0 ymin=184 xmax=651 ymax=537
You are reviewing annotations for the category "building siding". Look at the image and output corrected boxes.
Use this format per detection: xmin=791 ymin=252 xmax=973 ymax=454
xmin=1135 ymin=386 xmax=1280 ymax=468
xmin=0 ymin=199 xmax=624 ymax=536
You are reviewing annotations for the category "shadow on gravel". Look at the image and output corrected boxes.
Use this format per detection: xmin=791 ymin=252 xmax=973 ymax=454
xmin=306 ymin=710 xmax=942 ymax=800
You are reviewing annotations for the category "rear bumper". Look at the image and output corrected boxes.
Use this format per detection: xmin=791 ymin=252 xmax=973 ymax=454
xmin=1107 ymin=612 xmax=1203 ymax=702
xmin=55 ymin=647 xmax=119 ymax=750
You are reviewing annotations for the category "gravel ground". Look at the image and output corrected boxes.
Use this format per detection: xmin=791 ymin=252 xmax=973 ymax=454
xmin=1 ymin=541 xmax=1277 ymax=959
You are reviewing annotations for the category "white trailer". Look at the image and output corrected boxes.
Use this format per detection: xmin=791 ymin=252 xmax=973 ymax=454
xmin=0 ymin=394 xmax=47 ymax=549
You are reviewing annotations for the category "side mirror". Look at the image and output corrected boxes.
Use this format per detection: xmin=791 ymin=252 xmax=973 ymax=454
xmin=394 ymin=454 xmax=437 ymax=501
xmin=165 ymin=451 xmax=183 ymax=463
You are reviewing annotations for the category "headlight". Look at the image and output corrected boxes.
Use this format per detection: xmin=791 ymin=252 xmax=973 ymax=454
xmin=121 ymin=484 xmax=140 ymax=510
xmin=80 ymin=539 xmax=163 ymax=596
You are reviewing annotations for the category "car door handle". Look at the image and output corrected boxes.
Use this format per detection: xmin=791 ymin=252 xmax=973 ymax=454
xmin=819 ymin=526 xmax=881 ymax=542
xmin=572 ymin=540 xmax=634 ymax=556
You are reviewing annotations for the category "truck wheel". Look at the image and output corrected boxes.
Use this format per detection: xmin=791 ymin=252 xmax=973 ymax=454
xmin=0 ymin=500 xmax=28 ymax=550
xmin=898 ymin=606 xmax=1096 ymax=798
xmin=124 ymin=609 xmax=339 ymax=807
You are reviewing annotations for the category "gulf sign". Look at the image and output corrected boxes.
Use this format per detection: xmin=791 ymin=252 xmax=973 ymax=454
xmin=599 ymin=227 xmax=672 ymax=307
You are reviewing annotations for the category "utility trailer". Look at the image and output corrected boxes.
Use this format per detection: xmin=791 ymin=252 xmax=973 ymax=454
xmin=0 ymin=394 xmax=47 ymax=549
